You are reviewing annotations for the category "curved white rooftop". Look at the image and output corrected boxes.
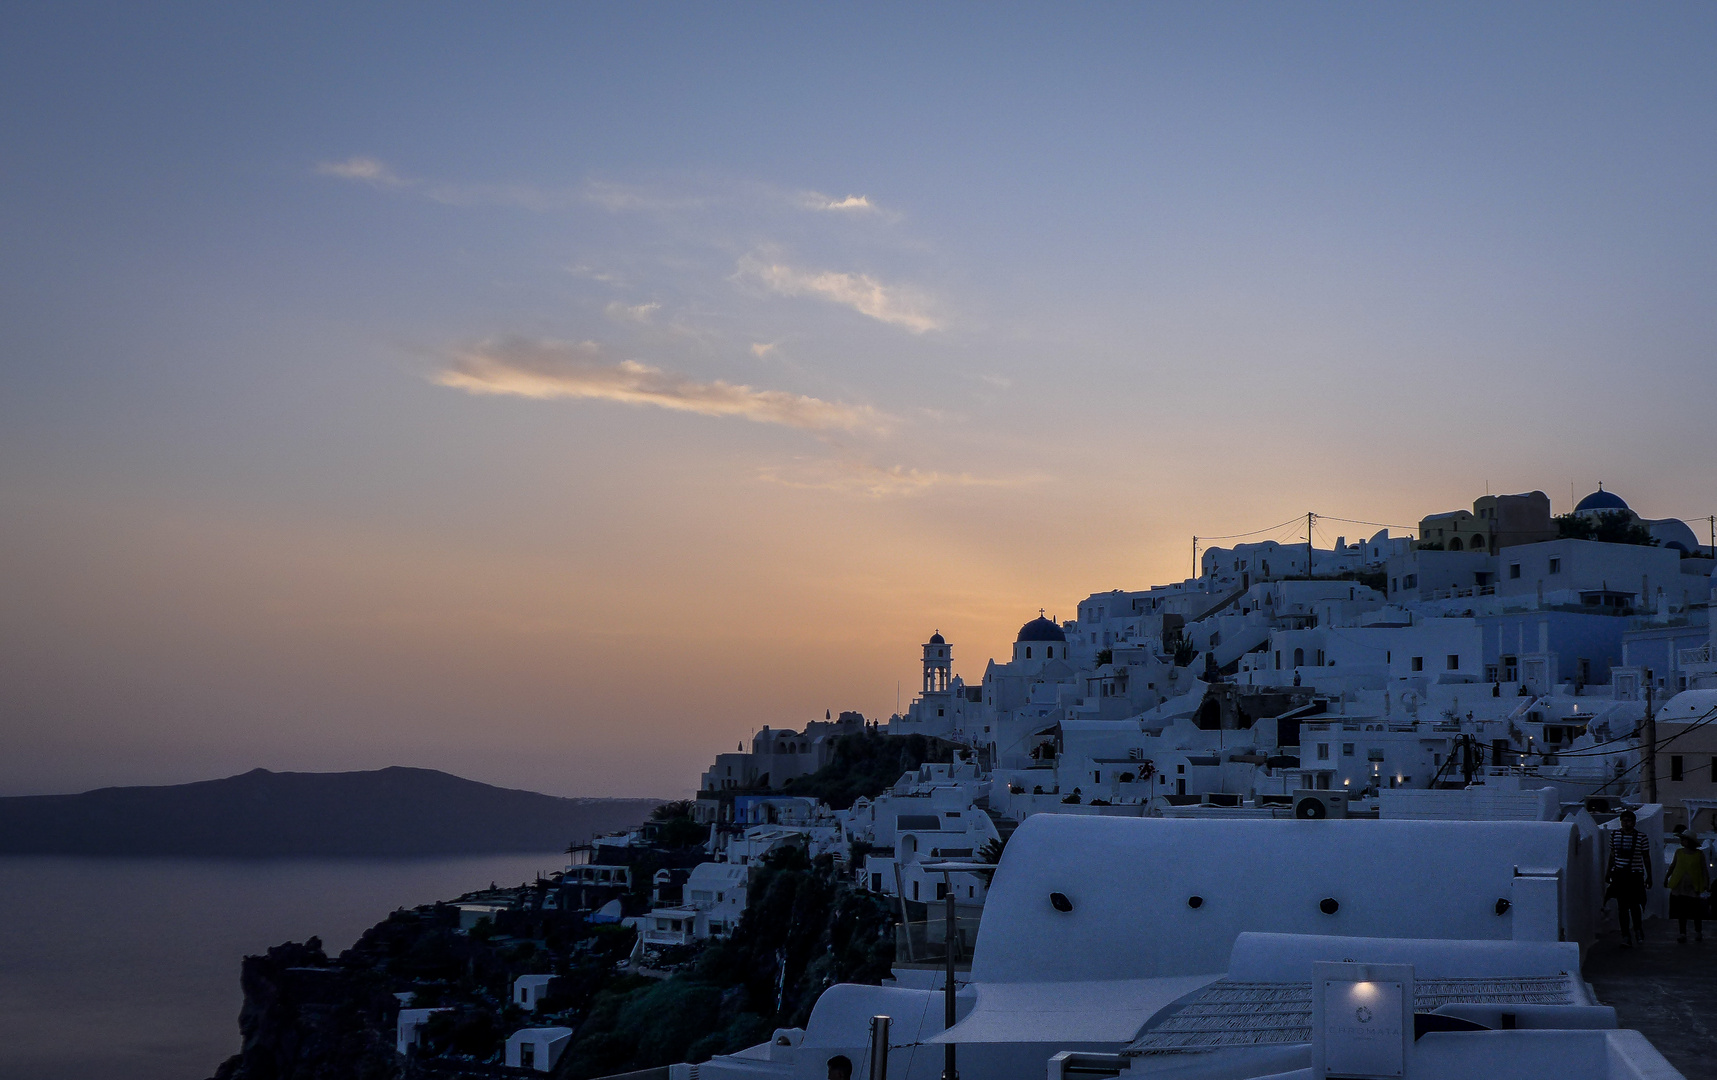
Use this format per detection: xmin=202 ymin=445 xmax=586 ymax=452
xmin=972 ymin=814 xmax=1587 ymax=982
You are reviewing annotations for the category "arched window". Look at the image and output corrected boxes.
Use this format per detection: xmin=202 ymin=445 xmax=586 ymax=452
xmin=1448 ymin=537 xmax=1464 ymax=551
xmin=1025 ymin=646 xmax=1032 ymax=659
xmin=1046 ymin=647 xmax=1053 ymax=658
xmin=1473 ymin=535 xmax=1485 ymax=551
xmin=1293 ymin=647 xmax=1305 ymax=667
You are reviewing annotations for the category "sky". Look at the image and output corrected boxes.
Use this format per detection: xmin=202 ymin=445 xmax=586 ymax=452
xmin=2 ymin=4 xmax=1715 ymax=798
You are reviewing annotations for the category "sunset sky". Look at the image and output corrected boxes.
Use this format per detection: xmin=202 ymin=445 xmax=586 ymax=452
xmin=3 ymin=5 xmax=1714 ymax=797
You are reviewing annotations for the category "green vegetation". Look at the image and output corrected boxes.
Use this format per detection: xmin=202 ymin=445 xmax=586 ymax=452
xmin=647 ymin=800 xmax=710 ymax=849
xmin=777 ymin=730 xmax=953 ymax=810
xmin=1555 ymin=511 xmax=1657 ymax=546
xmin=554 ymin=846 xmax=894 ymax=1078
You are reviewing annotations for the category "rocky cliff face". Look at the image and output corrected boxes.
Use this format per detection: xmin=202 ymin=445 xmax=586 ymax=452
xmin=210 ymin=937 xmax=400 ymax=1080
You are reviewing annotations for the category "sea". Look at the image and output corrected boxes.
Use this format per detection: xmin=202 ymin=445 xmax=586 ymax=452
xmin=0 ymin=852 xmax=567 ymax=1080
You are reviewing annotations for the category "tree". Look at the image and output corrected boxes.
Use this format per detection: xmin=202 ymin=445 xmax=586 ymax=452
xmin=1554 ymin=512 xmax=1657 ymax=546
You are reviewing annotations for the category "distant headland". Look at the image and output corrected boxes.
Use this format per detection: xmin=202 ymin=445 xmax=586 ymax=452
xmin=0 ymin=767 xmax=665 ymax=857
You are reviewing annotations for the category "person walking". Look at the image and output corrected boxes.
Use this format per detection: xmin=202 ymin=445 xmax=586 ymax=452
xmin=1607 ymin=809 xmax=1652 ymax=948
xmin=1665 ymin=832 xmax=1710 ymax=944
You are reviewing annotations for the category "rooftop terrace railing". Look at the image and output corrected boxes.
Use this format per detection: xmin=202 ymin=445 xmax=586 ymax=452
xmin=894 ymin=915 xmax=982 ymax=965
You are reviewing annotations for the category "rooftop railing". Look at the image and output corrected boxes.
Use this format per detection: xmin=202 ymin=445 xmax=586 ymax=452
xmin=893 ymin=915 xmax=982 ymax=965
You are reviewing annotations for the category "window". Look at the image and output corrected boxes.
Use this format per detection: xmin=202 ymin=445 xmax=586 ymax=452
xmin=912 ymin=881 xmax=919 ymax=901
xmin=1342 ymin=743 xmax=1355 ymax=757
xmin=1294 ymin=647 xmax=1305 ymax=667
xmin=1025 ymin=647 xmax=1032 ymax=659
xmin=1671 ymin=755 xmax=1684 ymax=782
xmin=1446 ymin=654 xmax=1459 ymax=670
xmin=1391 ymin=577 xmax=1398 ymax=592
xmin=1509 ymin=563 xmax=1521 ymax=579
xmin=521 ymin=1044 xmax=536 ymax=1069
xmin=1411 ymin=657 xmax=1424 ymax=672
xmin=1548 ymin=558 xmax=1561 ymax=574
xmin=1275 ymin=651 xmax=1282 ymax=670
xmin=936 ymin=881 xmax=948 ymax=900
xmin=1046 ymin=647 xmax=1054 ymax=658
xmin=1317 ymin=744 xmax=1330 ymax=760
xmin=1403 ymin=573 xmax=1418 ymax=588
xmin=871 ymin=873 xmax=883 ymax=892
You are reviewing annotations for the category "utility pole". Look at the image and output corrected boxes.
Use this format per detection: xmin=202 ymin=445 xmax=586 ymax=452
xmin=942 ymin=870 xmax=958 ymax=1080
xmin=1192 ymin=536 xmax=1198 ymax=583
xmin=1643 ymin=683 xmax=1657 ymax=804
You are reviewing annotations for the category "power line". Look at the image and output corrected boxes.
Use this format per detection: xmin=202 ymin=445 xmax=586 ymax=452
xmin=1195 ymin=516 xmax=1306 ymax=542
xmin=1318 ymin=514 xmax=1421 ymax=534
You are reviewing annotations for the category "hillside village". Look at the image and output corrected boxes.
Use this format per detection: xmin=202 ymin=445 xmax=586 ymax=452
xmin=444 ymin=486 xmax=1717 ymax=1076
xmin=218 ymin=486 xmax=1717 ymax=1080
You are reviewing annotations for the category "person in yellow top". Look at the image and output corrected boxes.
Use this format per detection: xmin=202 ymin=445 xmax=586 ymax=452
xmin=1665 ymin=832 xmax=1710 ymax=944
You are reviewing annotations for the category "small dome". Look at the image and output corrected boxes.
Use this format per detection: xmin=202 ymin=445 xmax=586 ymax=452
xmin=928 ymin=632 xmax=945 ymax=645
xmin=1576 ymin=489 xmax=1628 ymax=513
xmin=1016 ymin=616 xmax=1066 ymax=643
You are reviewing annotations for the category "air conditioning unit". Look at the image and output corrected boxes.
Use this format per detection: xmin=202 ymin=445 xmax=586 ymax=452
xmin=1292 ymin=789 xmax=1348 ymax=819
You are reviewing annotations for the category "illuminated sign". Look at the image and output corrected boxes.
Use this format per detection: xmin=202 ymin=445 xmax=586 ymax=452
xmin=1312 ymin=961 xmax=1413 ymax=1080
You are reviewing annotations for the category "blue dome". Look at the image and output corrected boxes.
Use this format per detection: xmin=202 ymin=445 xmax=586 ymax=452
xmin=1016 ymin=616 xmax=1066 ymax=643
xmin=1576 ymin=489 xmax=1628 ymax=513
xmin=928 ymin=632 xmax=945 ymax=645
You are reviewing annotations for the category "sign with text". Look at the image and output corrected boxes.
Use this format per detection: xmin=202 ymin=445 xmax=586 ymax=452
xmin=1312 ymin=961 xmax=1413 ymax=1080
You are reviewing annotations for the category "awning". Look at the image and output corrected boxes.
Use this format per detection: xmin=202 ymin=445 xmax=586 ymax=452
xmin=928 ymin=975 xmax=1221 ymax=1045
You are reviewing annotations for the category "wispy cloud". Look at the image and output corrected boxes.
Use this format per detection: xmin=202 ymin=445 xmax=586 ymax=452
xmin=605 ymin=301 xmax=660 ymax=324
xmin=434 ymin=338 xmax=889 ymax=433
xmin=316 ymin=156 xmax=408 ymax=187
xmin=799 ymin=191 xmax=879 ymax=213
xmin=583 ymin=181 xmax=709 ymax=214
xmin=737 ymin=257 xmax=940 ymax=334
xmin=758 ymin=459 xmax=1033 ymax=498
xmin=750 ymin=342 xmax=778 ymax=358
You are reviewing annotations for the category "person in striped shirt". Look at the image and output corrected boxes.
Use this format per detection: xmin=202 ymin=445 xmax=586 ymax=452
xmin=1607 ymin=809 xmax=1652 ymax=948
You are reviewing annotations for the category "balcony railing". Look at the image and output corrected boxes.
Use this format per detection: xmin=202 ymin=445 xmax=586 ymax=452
xmin=1680 ymin=644 xmax=1714 ymax=666
xmin=894 ymin=915 xmax=982 ymax=965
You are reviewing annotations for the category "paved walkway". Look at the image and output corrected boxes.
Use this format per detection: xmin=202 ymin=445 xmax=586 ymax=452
xmin=1587 ymin=922 xmax=1717 ymax=1080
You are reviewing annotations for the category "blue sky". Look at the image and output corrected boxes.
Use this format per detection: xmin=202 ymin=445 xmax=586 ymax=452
xmin=3 ymin=4 xmax=1714 ymax=796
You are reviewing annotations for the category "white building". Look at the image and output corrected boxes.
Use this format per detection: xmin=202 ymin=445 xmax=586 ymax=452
xmin=396 ymin=1007 xmax=450 ymax=1056
xmin=513 ymin=973 xmax=556 ymax=1012
xmin=669 ymin=812 xmax=1683 ymax=1080
xmin=506 ymin=1027 xmax=573 ymax=1072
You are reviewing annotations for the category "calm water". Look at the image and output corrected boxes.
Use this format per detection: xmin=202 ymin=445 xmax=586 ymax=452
xmin=0 ymin=853 xmax=566 ymax=1080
